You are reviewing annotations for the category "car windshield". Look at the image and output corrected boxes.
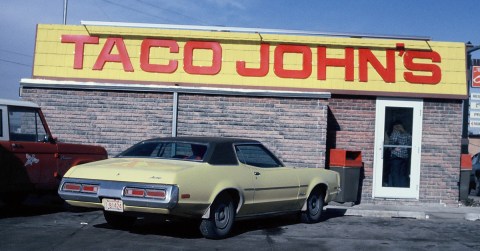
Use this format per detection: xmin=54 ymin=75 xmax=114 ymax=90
xmin=118 ymin=141 xmax=208 ymax=161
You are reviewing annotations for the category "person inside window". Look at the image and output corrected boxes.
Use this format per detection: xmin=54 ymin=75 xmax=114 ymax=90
xmin=388 ymin=120 xmax=412 ymax=187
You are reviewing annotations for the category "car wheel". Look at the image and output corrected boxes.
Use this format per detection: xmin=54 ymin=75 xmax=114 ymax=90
xmin=103 ymin=211 xmax=136 ymax=229
xmin=199 ymin=194 xmax=235 ymax=239
xmin=301 ymin=188 xmax=325 ymax=224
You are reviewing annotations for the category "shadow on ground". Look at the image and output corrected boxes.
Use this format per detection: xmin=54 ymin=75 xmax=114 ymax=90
xmin=93 ymin=209 xmax=347 ymax=239
xmin=0 ymin=193 xmax=95 ymax=219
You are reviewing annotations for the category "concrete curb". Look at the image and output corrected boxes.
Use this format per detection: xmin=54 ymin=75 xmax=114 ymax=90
xmin=465 ymin=213 xmax=480 ymax=221
xmin=325 ymin=206 xmax=480 ymax=221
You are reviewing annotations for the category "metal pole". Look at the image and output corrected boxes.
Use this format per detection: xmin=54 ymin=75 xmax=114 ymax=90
xmin=171 ymin=92 xmax=178 ymax=137
xmin=63 ymin=0 xmax=68 ymax=25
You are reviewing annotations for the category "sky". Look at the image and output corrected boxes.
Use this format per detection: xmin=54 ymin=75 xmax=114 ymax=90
xmin=1 ymin=0 xmax=480 ymax=100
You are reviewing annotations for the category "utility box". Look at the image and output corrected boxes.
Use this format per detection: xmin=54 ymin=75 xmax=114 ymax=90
xmin=459 ymin=154 xmax=472 ymax=201
xmin=330 ymin=149 xmax=362 ymax=203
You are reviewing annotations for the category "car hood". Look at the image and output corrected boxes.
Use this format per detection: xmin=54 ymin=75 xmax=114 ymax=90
xmin=64 ymin=158 xmax=202 ymax=184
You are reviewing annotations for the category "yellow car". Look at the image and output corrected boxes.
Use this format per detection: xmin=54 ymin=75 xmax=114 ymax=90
xmin=58 ymin=137 xmax=340 ymax=239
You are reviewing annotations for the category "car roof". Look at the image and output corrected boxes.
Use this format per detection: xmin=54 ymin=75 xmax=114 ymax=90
xmin=139 ymin=137 xmax=262 ymax=165
xmin=0 ymin=98 xmax=39 ymax=108
xmin=144 ymin=136 xmax=261 ymax=145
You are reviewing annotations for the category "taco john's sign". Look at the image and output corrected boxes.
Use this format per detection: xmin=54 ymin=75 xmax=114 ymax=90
xmin=33 ymin=24 xmax=467 ymax=98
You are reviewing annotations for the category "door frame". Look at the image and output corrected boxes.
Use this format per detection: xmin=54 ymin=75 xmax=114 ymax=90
xmin=0 ymin=105 xmax=7 ymax=141
xmin=372 ymin=98 xmax=423 ymax=199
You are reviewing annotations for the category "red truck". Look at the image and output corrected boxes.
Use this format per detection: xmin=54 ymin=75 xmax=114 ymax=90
xmin=0 ymin=99 xmax=107 ymax=205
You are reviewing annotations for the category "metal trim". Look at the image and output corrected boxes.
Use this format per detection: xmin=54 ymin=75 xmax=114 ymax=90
xmin=58 ymin=178 xmax=179 ymax=209
xmin=20 ymin=78 xmax=331 ymax=99
xmin=80 ymin=20 xmax=431 ymax=41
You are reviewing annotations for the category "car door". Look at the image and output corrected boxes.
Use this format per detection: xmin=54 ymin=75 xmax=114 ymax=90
xmin=8 ymin=106 xmax=59 ymax=190
xmin=235 ymin=143 xmax=300 ymax=214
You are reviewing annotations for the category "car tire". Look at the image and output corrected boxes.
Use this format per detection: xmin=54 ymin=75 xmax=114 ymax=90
xmin=199 ymin=194 xmax=235 ymax=239
xmin=103 ymin=211 xmax=136 ymax=229
xmin=301 ymin=188 xmax=325 ymax=224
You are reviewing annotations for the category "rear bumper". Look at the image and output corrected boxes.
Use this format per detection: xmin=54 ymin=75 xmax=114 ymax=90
xmin=58 ymin=178 xmax=179 ymax=210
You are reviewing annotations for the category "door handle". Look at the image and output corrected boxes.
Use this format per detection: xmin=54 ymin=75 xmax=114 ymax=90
xmin=254 ymin=172 xmax=261 ymax=176
xmin=11 ymin=143 xmax=22 ymax=149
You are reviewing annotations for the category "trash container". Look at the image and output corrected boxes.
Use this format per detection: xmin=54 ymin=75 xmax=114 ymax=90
xmin=329 ymin=149 xmax=362 ymax=203
xmin=459 ymin=154 xmax=472 ymax=201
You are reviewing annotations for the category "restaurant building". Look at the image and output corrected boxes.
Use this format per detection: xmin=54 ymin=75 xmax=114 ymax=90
xmin=20 ymin=23 xmax=467 ymax=206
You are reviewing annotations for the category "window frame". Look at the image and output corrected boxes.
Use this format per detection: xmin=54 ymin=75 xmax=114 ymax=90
xmin=8 ymin=106 xmax=49 ymax=142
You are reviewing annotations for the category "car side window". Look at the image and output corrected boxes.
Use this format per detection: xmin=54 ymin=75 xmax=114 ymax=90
xmin=473 ymin=154 xmax=479 ymax=165
xmin=235 ymin=144 xmax=283 ymax=168
xmin=9 ymin=107 xmax=48 ymax=142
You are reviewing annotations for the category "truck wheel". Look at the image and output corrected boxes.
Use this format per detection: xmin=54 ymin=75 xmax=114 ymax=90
xmin=199 ymin=194 xmax=235 ymax=239
xmin=301 ymin=188 xmax=325 ymax=224
xmin=103 ymin=211 xmax=136 ymax=229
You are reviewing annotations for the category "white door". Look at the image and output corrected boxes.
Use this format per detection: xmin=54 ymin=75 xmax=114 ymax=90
xmin=373 ymin=98 xmax=423 ymax=199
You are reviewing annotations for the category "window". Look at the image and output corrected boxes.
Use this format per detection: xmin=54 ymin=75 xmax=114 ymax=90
xmin=235 ymin=144 xmax=283 ymax=168
xmin=9 ymin=107 xmax=48 ymax=142
xmin=0 ymin=110 xmax=2 ymax=137
xmin=119 ymin=141 xmax=207 ymax=161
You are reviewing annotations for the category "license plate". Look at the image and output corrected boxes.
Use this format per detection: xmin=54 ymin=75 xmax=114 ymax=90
xmin=102 ymin=198 xmax=124 ymax=212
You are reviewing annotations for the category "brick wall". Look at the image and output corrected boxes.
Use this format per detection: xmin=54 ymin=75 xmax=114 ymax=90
xmin=21 ymin=88 xmax=328 ymax=167
xmin=327 ymin=96 xmax=463 ymax=206
xmin=327 ymin=95 xmax=376 ymax=201
xmin=21 ymin=88 xmax=174 ymax=155
xmin=22 ymin=87 xmax=463 ymax=205
xmin=176 ymin=94 xmax=328 ymax=168
xmin=420 ymin=99 xmax=463 ymax=205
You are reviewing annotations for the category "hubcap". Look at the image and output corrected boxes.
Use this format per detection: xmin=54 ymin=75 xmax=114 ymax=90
xmin=215 ymin=205 xmax=230 ymax=229
xmin=310 ymin=196 xmax=320 ymax=216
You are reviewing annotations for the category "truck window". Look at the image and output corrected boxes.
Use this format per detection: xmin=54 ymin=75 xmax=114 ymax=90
xmin=9 ymin=107 xmax=48 ymax=142
xmin=0 ymin=110 xmax=2 ymax=137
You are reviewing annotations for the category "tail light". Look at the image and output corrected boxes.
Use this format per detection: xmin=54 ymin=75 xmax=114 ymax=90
xmin=124 ymin=187 xmax=166 ymax=200
xmin=81 ymin=184 xmax=99 ymax=193
xmin=124 ymin=187 xmax=146 ymax=197
xmin=63 ymin=183 xmax=81 ymax=192
xmin=62 ymin=182 xmax=98 ymax=194
xmin=145 ymin=189 xmax=166 ymax=199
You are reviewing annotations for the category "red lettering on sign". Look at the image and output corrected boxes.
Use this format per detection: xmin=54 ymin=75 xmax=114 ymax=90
xmin=183 ymin=41 xmax=222 ymax=75
xmin=274 ymin=45 xmax=312 ymax=79
xmin=317 ymin=47 xmax=354 ymax=81
xmin=140 ymin=39 xmax=179 ymax=73
xmin=61 ymin=35 xmax=99 ymax=69
xmin=60 ymin=33 xmax=445 ymax=86
xmin=359 ymin=49 xmax=395 ymax=83
xmin=473 ymin=66 xmax=480 ymax=87
xmin=403 ymin=51 xmax=441 ymax=84
xmin=93 ymin=37 xmax=134 ymax=72
xmin=236 ymin=43 xmax=269 ymax=77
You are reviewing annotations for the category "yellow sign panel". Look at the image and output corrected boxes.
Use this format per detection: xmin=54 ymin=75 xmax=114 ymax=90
xmin=33 ymin=24 xmax=467 ymax=98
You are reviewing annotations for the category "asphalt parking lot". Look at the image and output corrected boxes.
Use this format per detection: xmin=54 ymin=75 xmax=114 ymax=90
xmin=1 ymin=194 xmax=479 ymax=251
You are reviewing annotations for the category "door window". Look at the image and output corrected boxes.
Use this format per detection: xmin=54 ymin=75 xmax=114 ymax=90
xmin=382 ymin=107 xmax=413 ymax=188
xmin=9 ymin=107 xmax=48 ymax=142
